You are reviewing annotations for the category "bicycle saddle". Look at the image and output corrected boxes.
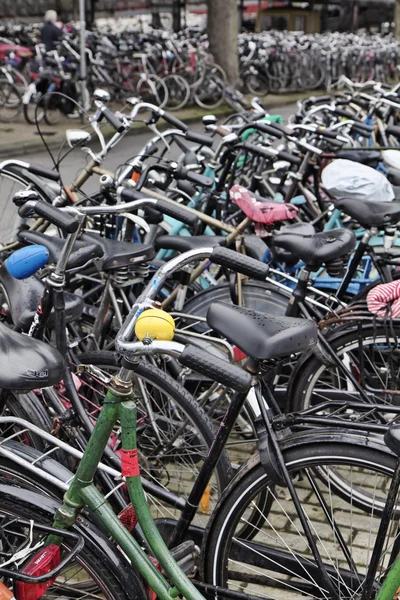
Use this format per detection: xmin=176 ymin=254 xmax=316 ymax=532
xmin=154 ymin=235 xmax=267 ymax=261
xmin=0 ymin=263 xmax=84 ymax=332
xmin=19 ymin=231 xmax=155 ymax=271
xmin=333 ymin=198 xmax=400 ymax=227
xmin=19 ymin=231 xmax=104 ymax=270
xmin=384 ymin=426 xmax=400 ymax=457
xmin=272 ymin=227 xmax=355 ymax=268
xmin=270 ymin=222 xmax=315 ymax=265
xmin=335 ymin=150 xmax=381 ymax=168
xmin=207 ymin=302 xmax=317 ymax=360
xmin=0 ymin=321 xmax=64 ymax=390
xmin=82 ymin=233 xmax=155 ymax=270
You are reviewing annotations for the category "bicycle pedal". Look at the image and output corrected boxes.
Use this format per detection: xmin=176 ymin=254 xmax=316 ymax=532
xmin=170 ymin=540 xmax=200 ymax=576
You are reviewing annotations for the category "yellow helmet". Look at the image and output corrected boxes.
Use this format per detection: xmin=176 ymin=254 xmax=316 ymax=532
xmin=135 ymin=308 xmax=175 ymax=342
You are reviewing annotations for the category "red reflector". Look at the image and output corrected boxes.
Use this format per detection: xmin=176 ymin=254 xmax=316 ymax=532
xmin=233 ymin=345 xmax=247 ymax=362
xmin=118 ymin=504 xmax=138 ymax=531
xmin=15 ymin=544 xmax=60 ymax=600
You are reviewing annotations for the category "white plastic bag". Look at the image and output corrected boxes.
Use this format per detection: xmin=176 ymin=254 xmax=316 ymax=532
xmin=321 ymin=159 xmax=394 ymax=203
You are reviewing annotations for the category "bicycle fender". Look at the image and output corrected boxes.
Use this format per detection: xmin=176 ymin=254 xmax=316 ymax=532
xmin=0 ymin=484 xmax=147 ymax=600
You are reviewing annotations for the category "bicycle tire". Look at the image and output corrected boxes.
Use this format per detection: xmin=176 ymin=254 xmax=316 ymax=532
xmin=163 ymin=74 xmax=191 ymax=111
xmin=0 ymin=489 xmax=142 ymax=600
xmin=243 ymin=71 xmax=269 ymax=97
xmin=75 ymin=352 xmax=232 ymax=520
xmin=135 ymin=74 xmax=168 ymax=109
xmin=193 ymin=73 xmax=225 ymax=110
xmin=203 ymin=432 xmax=399 ymax=599
xmin=288 ymin=323 xmax=400 ymax=413
xmin=0 ymin=167 xmax=55 ymax=247
xmin=0 ymin=80 xmax=21 ymax=122
xmin=23 ymin=97 xmax=45 ymax=125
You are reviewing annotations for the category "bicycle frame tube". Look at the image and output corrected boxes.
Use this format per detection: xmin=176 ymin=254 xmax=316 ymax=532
xmin=50 ymin=381 xmax=206 ymax=600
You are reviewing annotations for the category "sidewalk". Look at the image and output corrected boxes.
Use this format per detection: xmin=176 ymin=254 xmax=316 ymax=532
xmin=0 ymin=90 xmax=323 ymax=158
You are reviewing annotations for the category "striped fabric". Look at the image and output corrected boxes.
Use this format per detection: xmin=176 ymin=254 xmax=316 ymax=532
xmin=367 ymin=280 xmax=400 ymax=318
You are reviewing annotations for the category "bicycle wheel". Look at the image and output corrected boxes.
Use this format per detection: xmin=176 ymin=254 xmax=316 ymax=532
xmin=163 ymin=74 xmax=191 ymax=111
xmin=0 ymin=81 xmax=21 ymax=122
xmin=135 ymin=74 xmax=168 ymax=108
xmin=203 ymin=433 xmax=399 ymax=599
xmin=23 ymin=96 xmax=45 ymax=125
xmin=0 ymin=491 xmax=140 ymax=599
xmin=288 ymin=323 xmax=400 ymax=413
xmin=243 ymin=70 xmax=269 ymax=97
xmin=74 ymin=352 xmax=232 ymax=524
xmin=44 ymin=95 xmax=62 ymax=125
xmin=0 ymin=168 xmax=54 ymax=247
xmin=193 ymin=73 xmax=225 ymax=110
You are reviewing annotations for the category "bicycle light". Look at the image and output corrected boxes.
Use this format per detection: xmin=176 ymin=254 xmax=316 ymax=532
xmin=135 ymin=308 xmax=175 ymax=342
xmin=15 ymin=544 xmax=60 ymax=600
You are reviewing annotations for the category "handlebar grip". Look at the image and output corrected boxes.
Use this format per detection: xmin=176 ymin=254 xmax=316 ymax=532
xmin=306 ymin=95 xmax=332 ymax=105
xmin=185 ymin=130 xmax=214 ymax=147
xmin=211 ymin=246 xmax=269 ymax=280
xmin=101 ymin=107 xmax=125 ymax=133
xmin=349 ymin=98 xmax=370 ymax=110
xmin=27 ymin=164 xmax=60 ymax=182
xmin=350 ymin=122 xmax=374 ymax=134
xmin=185 ymin=170 xmax=214 ymax=188
xmin=316 ymin=128 xmax=341 ymax=140
xmin=242 ymin=142 xmax=275 ymax=159
xmin=386 ymin=125 xmax=400 ymax=139
xmin=179 ymin=344 xmax=252 ymax=393
xmin=276 ymin=150 xmax=302 ymax=165
xmin=32 ymin=202 xmax=80 ymax=233
xmin=254 ymin=123 xmax=283 ymax=139
xmin=155 ymin=199 xmax=198 ymax=227
xmin=161 ymin=111 xmax=188 ymax=132
xmin=216 ymin=125 xmax=232 ymax=137
xmin=119 ymin=188 xmax=148 ymax=202
xmin=333 ymin=108 xmax=361 ymax=121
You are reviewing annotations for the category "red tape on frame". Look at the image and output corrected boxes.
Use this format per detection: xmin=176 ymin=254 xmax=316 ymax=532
xmin=121 ymin=448 xmax=140 ymax=477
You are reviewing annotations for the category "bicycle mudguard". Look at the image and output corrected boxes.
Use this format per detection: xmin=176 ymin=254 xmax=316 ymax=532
xmin=0 ymin=483 xmax=147 ymax=600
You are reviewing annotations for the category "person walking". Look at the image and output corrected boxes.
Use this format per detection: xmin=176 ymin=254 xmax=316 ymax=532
xmin=41 ymin=10 xmax=63 ymax=52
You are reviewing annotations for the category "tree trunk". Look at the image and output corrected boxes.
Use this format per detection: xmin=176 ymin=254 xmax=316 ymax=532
xmin=395 ymin=0 xmax=400 ymax=41
xmin=207 ymin=0 xmax=239 ymax=86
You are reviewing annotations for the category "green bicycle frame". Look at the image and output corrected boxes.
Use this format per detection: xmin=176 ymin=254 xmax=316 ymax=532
xmin=48 ymin=374 xmax=205 ymax=600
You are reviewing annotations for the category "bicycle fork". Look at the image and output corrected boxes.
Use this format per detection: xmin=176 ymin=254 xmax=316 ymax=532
xmin=48 ymin=374 xmax=206 ymax=600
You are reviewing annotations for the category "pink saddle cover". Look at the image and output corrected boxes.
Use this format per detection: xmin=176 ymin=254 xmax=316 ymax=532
xmin=230 ymin=185 xmax=298 ymax=237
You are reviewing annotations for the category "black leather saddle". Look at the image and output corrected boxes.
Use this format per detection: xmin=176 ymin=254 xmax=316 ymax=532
xmin=154 ymin=235 xmax=267 ymax=261
xmin=19 ymin=231 xmax=155 ymax=272
xmin=19 ymin=231 xmax=104 ymax=270
xmin=336 ymin=150 xmax=381 ymax=168
xmin=333 ymin=198 xmax=400 ymax=228
xmin=384 ymin=425 xmax=400 ymax=457
xmin=270 ymin=223 xmax=315 ymax=265
xmin=0 ymin=264 xmax=84 ymax=332
xmin=207 ymin=302 xmax=317 ymax=360
xmin=272 ymin=227 xmax=355 ymax=268
xmin=0 ymin=322 xmax=64 ymax=390
xmin=83 ymin=232 xmax=155 ymax=271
